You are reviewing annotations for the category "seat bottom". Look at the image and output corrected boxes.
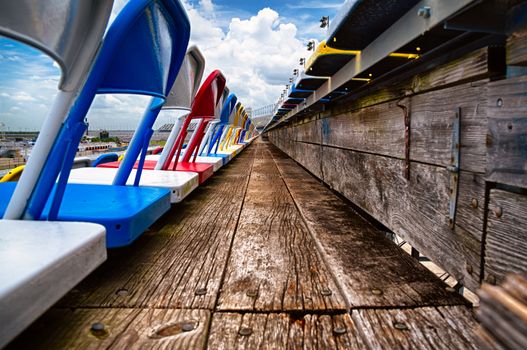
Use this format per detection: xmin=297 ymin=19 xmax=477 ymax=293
xmin=144 ymin=154 xmax=223 ymax=172
xmin=99 ymin=160 xmax=214 ymax=184
xmin=0 ymin=182 xmax=171 ymax=248
xmin=68 ymin=167 xmax=199 ymax=203
xmin=0 ymin=220 xmax=106 ymax=348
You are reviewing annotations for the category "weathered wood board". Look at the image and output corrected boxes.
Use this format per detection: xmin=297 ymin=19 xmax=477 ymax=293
xmin=487 ymin=74 xmax=527 ymax=188
xmin=297 ymin=81 xmax=488 ymax=173
xmin=208 ymin=312 xmax=367 ymax=349
xmin=319 ymin=146 xmax=484 ymax=291
xmin=269 ymin=146 xmax=468 ymax=308
xmin=484 ymin=189 xmax=527 ymax=284
xmin=59 ymin=149 xmax=255 ymax=310
xmin=208 ymin=306 xmax=478 ymax=350
xmin=477 ymin=273 xmax=527 ymax=350
xmin=331 ymin=46 xmax=504 ymax=117
xmin=353 ymin=306 xmax=479 ymax=349
xmin=8 ymin=308 xmax=210 ymax=350
xmin=507 ymin=2 xmax=527 ymax=67
xmin=217 ymin=143 xmax=346 ymax=312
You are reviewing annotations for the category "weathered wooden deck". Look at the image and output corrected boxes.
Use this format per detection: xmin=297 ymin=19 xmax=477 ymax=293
xmin=9 ymin=139 xmax=479 ymax=349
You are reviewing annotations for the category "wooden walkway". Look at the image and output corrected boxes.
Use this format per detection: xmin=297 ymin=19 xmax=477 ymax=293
xmin=8 ymin=139 xmax=480 ymax=349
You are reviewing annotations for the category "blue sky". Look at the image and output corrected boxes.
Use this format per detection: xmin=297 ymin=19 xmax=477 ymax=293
xmin=0 ymin=0 xmax=343 ymax=131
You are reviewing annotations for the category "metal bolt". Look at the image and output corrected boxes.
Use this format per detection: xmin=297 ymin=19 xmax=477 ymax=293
xmin=321 ymin=288 xmax=332 ymax=296
xmin=116 ymin=288 xmax=128 ymax=296
xmin=466 ymin=264 xmax=473 ymax=274
xmin=90 ymin=322 xmax=108 ymax=338
xmin=181 ymin=323 xmax=194 ymax=332
xmin=494 ymin=206 xmax=503 ymax=218
xmin=246 ymin=290 xmax=258 ymax=298
xmin=371 ymin=288 xmax=383 ymax=296
xmin=471 ymin=198 xmax=478 ymax=209
xmin=195 ymin=288 xmax=207 ymax=296
xmin=417 ymin=6 xmax=431 ymax=18
xmin=394 ymin=322 xmax=408 ymax=330
xmin=486 ymin=274 xmax=496 ymax=285
xmin=333 ymin=327 xmax=347 ymax=335
xmin=239 ymin=327 xmax=253 ymax=336
xmin=496 ymin=98 xmax=503 ymax=107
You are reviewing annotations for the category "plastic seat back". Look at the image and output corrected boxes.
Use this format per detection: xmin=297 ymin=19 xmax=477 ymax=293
xmin=164 ymin=45 xmax=205 ymax=111
xmin=24 ymin=0 xmax=191 ymax=220
xmin=162 ymin=70 xmax=226 ymax=170
xmin=208 ymin=93 xmax=237 ymax=154
xmin=155 ymin=46 xmax=205 ymax=169
xmin=0 ymin=0 xmax=113 ymax=92
xmin=1 ymin=0 xmax=114 ymax=220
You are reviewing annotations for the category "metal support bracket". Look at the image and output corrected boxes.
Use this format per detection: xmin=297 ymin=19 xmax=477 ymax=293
xmin=397 ymin=98 xmax=411 ymax=180
xmin=447 ymin=107 xmax=461 ymax=229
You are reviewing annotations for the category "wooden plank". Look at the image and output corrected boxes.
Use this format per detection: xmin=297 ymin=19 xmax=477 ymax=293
xmin=295 ymin=119 xmax=321 ymax=143
xmin=353 ymin=306 xmax=479 ymax=349
xmin=270 ymin=148 xmax=468 ymax=308
xmin=319 ymin=146 xmax=485 ymax=291
xmin=487 ymin=74 xmax=527 ymax=188
xmin=58 ymin=148 xmax=255 ymax=310
xmin=477 ymin=274 xmax=527 ymax=350
xmin=217 ymin=143 xmax=346 ymax=312
xmin=291 ymin=141 xmax=324 ymax=179
xmin=508 ymin=30 xmax=527 ymax=66
xmin=484 ymin=189 xmax=527 ymax=284
xmin=208 ymin=306 xmax=478 ymax=349
xmin=330 ymin=46 xmax=503 ymax=117
xmin=507 ymin=2 xmax=527 ymax=66
xmin=207 ymin=312 xmax=367 ymax=349
xmin=9 ymin=308 xmax=210 ymax=350
xmin=315 ymin=81 xmax=488 ymax=173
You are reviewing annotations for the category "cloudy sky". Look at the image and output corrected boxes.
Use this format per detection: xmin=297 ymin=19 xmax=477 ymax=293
xmin=0 ymin=0 xmax=343 ymax=131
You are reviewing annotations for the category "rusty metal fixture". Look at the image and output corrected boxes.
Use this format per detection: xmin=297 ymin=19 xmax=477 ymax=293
xmin=246 ymin=290 xmax=258 ymax=298
xmin=239 ymin=327 xmax=253 ymax=336
xmin=371 ymin=288 xmax=383 ymax=296
xmin=494 ymin=206 xmax=503 ymax=218
xmin=394 ymin=322 xmax=408 ymax=330
xmin=396 ymin=98 xmax=411 ymax=180
xmin=90 ymin=322 xmax=109 ymax=338
xmin=486 ymin=274 xmax=497 ymax=285
xmin=321 ymin=288 xmax=333 ymax=296
xmin=181 ymin=323 xmax=195 ymax=332
xmin=471 ymin=198 xmax=478 ymax=209
xmin=116 ymin=288 xmax=128 ymax=296
xmin=333 ymin=327 xmax=347 ymax=335
xmin=195 ymin=288 xmax=207 ymax=296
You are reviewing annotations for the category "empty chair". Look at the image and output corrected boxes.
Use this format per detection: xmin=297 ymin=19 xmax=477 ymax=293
xmin=0 ymin=0 xmax=191 ymax=249
xmin=151 ymin=70 xmax=227 ymax=183
xmin=101 ymin=70 xmax=227 ymax=184
xmin=203 ymin=93 xmax=238 ymax=163
xmin=68 ymin=46 xmax=205 ymax=203
xmin=0 ymin=0 xmax=114 ymax=346
xmin=224 ymin=102 xmax=247 ymax=155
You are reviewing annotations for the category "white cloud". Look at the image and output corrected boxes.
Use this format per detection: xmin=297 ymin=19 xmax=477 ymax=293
xmin=1 ymin=0 xmax=313 ymax=130
xmin=8 ymin=91 xmax=36 ymax=102
xmin=108 ymin=0 xmax=310 ymax=109
xmin=199 ymin=0 xmax=215 ymax=14
xmin=287 ymin=1 xmax=345 ymax=9
xmin=187 ymin=5 xmax=310 ymax=109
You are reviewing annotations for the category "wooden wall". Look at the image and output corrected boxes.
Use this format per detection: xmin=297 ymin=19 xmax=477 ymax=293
xmin=267 ymin=5 xmax=527 ymax=292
